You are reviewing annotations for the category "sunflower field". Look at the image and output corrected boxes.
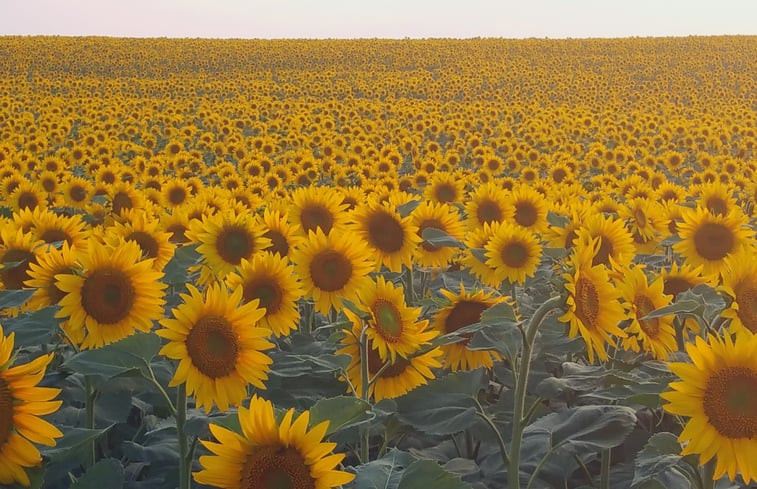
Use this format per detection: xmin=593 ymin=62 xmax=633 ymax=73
xmin=0 ymin=36 xmax=756 ymax=489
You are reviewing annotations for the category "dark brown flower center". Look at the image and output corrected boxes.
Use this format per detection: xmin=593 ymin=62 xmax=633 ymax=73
xmin=186 ymin=315 xmax=239 ymax=379
xmin=240 ymin=446 xmax=315 ymax=489
xmin=444 ymin=300 xmax=489 ymax=344
xmin=592 ymin=236 xmax=614 ymax=267
xmin=693 ymin=222 xmax=734 ymax=261
xmin=366 ymin=211 xmax=404 ymax=253
xmin=216 ymin=226 xmax=254 ymax=265
xmin=500 ymin=241 xmax=529 ymax=268
xmin=703 ymin=367 xmax=757 ymax=439
xmin=168 ymin=187 xmax=187 ymax=205
xmin=17 ymin=191 xmax=39 ymax=211
xmin=366 ymin=341 xmax=411 ymax=378
xmin=734 ymin=280 xmax=757 ymax=333
xmin=476 ymin=199 xmax=502 ymax=225
xmin=434 ymin=184 xmax=457 ymax=203
xmin=243 ymin=277 xmax=283 ymax=315
xmin=126 ymin=231 xmax=160 ymax=260
xmin=634 ymin=294 xmax=659 ymax=337
xmin=309 ymin=250 xmax=352 ymax=292
xmin=167 ymin=224 xmax=189 ymax=244
xmin=112 ymin=191 xmax=133 ymax=215
xmin=80 ymin=267 xmax=136 ymax=324
xmin=39 ymin=228 xmax=72 ymax=245
xmin=300 ymin=204 xmax=334 ymax=234
xmin=663 ymin=276 xmax=693 ymax=299
xmin=69 ymin=185 xmax=88 ymax=202
xmin=574 ymin=277 xmax=600 ymax=328
xmin=705 ymin=197 xmax=728 ymax=216
xmin=264 ymin=230 xmax=289 ymax=257
xmin=514 ymin=202 xmax=538 ymax=227
xmin=1 ymin=249 xmax=36 ymax=290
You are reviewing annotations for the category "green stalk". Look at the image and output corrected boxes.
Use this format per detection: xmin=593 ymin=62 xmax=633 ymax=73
xmin=508 ymin=295 xmax=565 ymax=489
xmin=176 ymin=384 xmax=190 ymax=489
xmin=85 ymin=376 xmax=97 ymax=468
xmin=403 ymin=265 xmax=415 ymax=304
xmin=701 ymin=458 xmax=716 ymax=489
xmin=359 ymin=324 xmax=371 ymax=463
xmin=600 ymin=448 xmax=611 ymax=489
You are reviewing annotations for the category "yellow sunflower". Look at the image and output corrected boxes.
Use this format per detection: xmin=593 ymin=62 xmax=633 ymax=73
xmin=187 ymin=210 xmax=271 ymax=280
xmin=574 ymin=213 xmax=636 ymax=270
xmin=104 ymin=209 xmax=176 ymax=271
xmin=55 ymin=240 xmax=167 ymax=350
xmin=0 ymin=326 xmax=63 ymax=487
xmin=695 ymin=181 xmax=738 ymax=217
xmin=225 ymin=252 xmax=303 ymax=337
xmin=292 ymin=228 xmax=374 ymax=315
xmin=194 ymin=394 xmax=355 ymax=489
xmin=260 ymin=208 xmax=303 ymax=259
xmin=505 ymin=184 xmax=549 ymax=234
xmin=618 ymin=197 xmax=666 ymax=245
xmin=0 ymin=227 xmax=43 ymax=291
xmin=411 ymin=200 xmax=465 ymax=269
xmin=157 ymin=283 xmax=274 ymax=413
xmin=337 ymin=310 xmax=443 ymax=401
xmin=673 ymin=206 xmax=753 ymax=277
xmin=662 ymin=333 xmax=757 ymax=483
xmin=559 ymin=239 xmax=627 ymax=363
xmin=351 ymin=199 xmax=420 ymax=272
xmin=433 ymin=286 xmax=506 ymax=371
xmin=461 ymin=222 xmax=501 ymax=288
xmin=464 ymin=182 xmax=511 ymax=231
xmin=424 ymin=172 xmax=465 ymax=205
xmin=61 ymin=176 xmax=94 ymax=209
xmin=484 ymin=222 xmax=542 ymax=285
xmin=288 ymin=186 xmax=348 ymax=237
xmin=720 ymin=247 xmax=757 ymax=336
xmin=618 ymin=266 xmax=677 ymax=360
xmin=24 ymin=242 xmax=78 ymax=311
xmin=7 ymin=181 xmax=46 ymax=213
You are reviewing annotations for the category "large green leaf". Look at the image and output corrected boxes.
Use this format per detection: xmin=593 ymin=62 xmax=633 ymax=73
xmin=421 ymin=227 xmax=465 ymax=249
xmin=350 ymin=449 xmax=470 ymax=489
xmin=62 ymin=332 xmax=162 ymax=379
xmin=42 ymin=425 xmax=114 ymax=463
xmin=71 ymin=458 xmax=125 ymax=489
xmin=0 ymin=288 xmax=35 ymax=310
xmin=309 ymin=396 xmax=374 ymax=435
xmin=396 ymin=370 xmax=486 ymax=435
xmin=397 ymin=459 xmax=471 ymax=489
xmin=2 ymin=306 xmax=60 ymax=347
xmin=631 ymin=433 xmax=697 ymax=489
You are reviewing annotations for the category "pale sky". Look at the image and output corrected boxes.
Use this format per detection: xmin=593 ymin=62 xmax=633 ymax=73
xmin=1 ymin=0 xmax=755 ymax=39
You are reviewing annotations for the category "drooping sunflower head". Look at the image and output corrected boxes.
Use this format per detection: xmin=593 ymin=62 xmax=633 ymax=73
xmin=351 ymin=199 xmax=420 ymax=272
xmin=663 ymin=333 xmax=757 ymax=483
xmin=0 ymin=325 xmax=63 ymax=487
xmin=433 ymin=285 xmax=506 ymax=371
xmin=194 ymin=395 xmax=355 ymax=489
xmin=559 ymin=239 xmax=627 ymax=363
xmin=292 ymin=228 xmax=375 ymax=315
xmin=188 ymin=209 xmax=271 ymax=280
xmin=673 ymin=206 xmax=754 ymax=277
xmin=158 ymin=283 xmax=274 ymax=413
xmin=225 ymin=252 xmax=303 ymax=337
xmin=55 ymin=239 xmax=167 ymax=350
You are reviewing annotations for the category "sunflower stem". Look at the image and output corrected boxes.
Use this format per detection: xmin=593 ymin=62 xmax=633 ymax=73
xmin=700 ymin=458 xmax=716 ymax=489
xmin=359 ymin=324 xmax=371 ymax=463
xmin=474 ymin=397 xmax=508 ymax=467
xmin=599 ymin=448 xmax=611 ymax=489
xmin=176 ymin=383 xmax=190 ymax=489
xmin=508 ymin=295 xmax=565 ymax=489
xmin=84 ymin=376 xmax=97 ymax=468
xmin=403 ymin=265 xmax=415 ymax=304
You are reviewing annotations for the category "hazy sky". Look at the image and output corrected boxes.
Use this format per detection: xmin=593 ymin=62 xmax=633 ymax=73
xmin=2 ymin=0 xmax=756 ymax=39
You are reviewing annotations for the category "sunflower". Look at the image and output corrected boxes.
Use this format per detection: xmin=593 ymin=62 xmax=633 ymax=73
xmin=108 ymin=182 xmax=145 ymax=216
xmin=695 ymin=181 xmax=738 ymax=217
xmin=545 ymin=202 xmax=591 ymax=250
xmin=721 ymin=248 xmax=757 ymax=336
xmin=484 ymin=222 xmax=542 ymax=285
xmin=160 ymin=208 xmax=192 ymax=244
xmin=292 ymin=228 xmax=374 ymax=315
xmin=162 ymin=178 xmax=192 ymax=209
xmin=618 ymin=197 xmax=666 ymax=244
xmin=21 ymin=208 xmax=88 ymax=252
xmin=559 ymin=239 xmax=627 ymax=363
xmin=618 ymin=266 xmax=677 ymax=360
xmin=461 ymin=223 xmax=501 ymax=288
xmin=662 ymin=333 xmax=757 ymax=483
xmin=424 ymin=172 xmax=464 ymax=204
xmin=157 ymin=283 xmax=274 ymax=413
xmin=464 ymin=182 xmax=511 ymax=230
xmin=351 ymin=199 xmax=419 ymax=272
xmin=188 ymin=210 xmax=271 ymax=280
xmin=673 ymin=207 xmax=753 ymax=277
xmin=194 ymin=394 xmax=354 ymax=488
xmin=433 ymin=285 xmax=506 ymax=371
xmin=288 ymin=186 xmax=348 ymax=237
xmin=411 ymin=200 xmax=465 ymax=269
xmin=505 ymin=185 xmax=549 ymax=234
xmin=337 ymin=310 xmax=443 ymax=401
xmin=7 ymin=181 xmax=46 ymax=212
xmin=55 ymin=240 xmax=167 ymax=350
xmin=225 ymin=252 xmax=302 ymax=338
xmin=0 ymin=227 xmax=43 ymax=291
xmin=574 ymin=213 xmax=636 ymax=270
xmin=61 ymin=177 xmax=93 ymax=209
xmin=24 ymin=242 xmax=78 ymax=311
xmin=0 ymin=326 xmax=63 ymax=487
xmin=104 ymin=210 xmax=175 ymax=271
xmin=260 ymin=208 xmax=303 ymax=259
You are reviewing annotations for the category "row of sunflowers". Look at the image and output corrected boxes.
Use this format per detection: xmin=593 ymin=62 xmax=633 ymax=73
xmin=0 ymin=36 xmax=756 ymax=489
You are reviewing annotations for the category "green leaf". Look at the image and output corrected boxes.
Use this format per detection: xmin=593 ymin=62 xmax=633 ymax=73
xmin=309 ymin=396 xmax=374 ymax=435
xmin=43 ymin=426 xmax=113 ymax=463
xmin=421 ymin=227 xmax=465 ymax=249
xmin=397 ymin=199 xmax=421 ymax=217
xmin=2 ymin=306 xmax=60 ymax=347
xmin=397 ymin=459 xmax=471 ymax=489
xmin=640 ymin=300 xmax=699 ymax=320
xmin=479 ymin=301 xmax=517 ymax=323
xmin=631 ymin=433 xmax=696 ymax=489
xmin=71 ymin=458 xmax=125 ymax=489
xmin=0 ymin=289 xmax=35 ymax=309
xmin=350 ymin=449 xmax=416 ymax=489
xmin=63 ymin=332 xmax=161 ymax=379
xmin=396 ymin=370 xmax=485 ymax=435
xmin=163 ymin=244 xmax=200 ymax=285
xmin=547 ymin=211 xmax=570 ymax=227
